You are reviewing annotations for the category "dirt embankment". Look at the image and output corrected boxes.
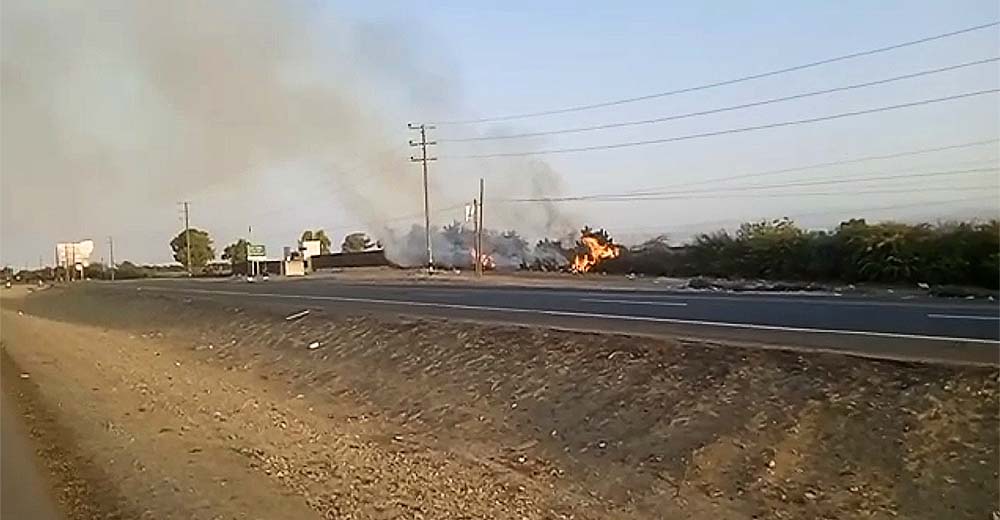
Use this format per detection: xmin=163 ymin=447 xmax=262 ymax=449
xmin=3 ymin=285 xmax=998 ymax=519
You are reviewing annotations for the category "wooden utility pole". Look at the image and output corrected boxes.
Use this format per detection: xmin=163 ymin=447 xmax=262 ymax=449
xmin=408 ymin=123 xmax=437 ymax=272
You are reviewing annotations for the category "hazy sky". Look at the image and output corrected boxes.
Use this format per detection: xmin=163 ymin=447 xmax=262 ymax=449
xmin=2 ymin=0 xmax=998 ymax=267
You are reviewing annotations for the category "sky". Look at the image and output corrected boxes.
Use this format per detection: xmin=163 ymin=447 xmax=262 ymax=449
xmin=2 ymin=0 xmax=998 ymax=267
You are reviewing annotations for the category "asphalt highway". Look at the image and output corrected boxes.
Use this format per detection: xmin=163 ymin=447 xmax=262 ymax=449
xmin=111 ymin=278 xmax=999 ymax=365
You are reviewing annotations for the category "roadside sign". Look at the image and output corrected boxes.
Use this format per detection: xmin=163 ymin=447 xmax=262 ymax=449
xmin=247 ymin=244 xmax=266 ymax=260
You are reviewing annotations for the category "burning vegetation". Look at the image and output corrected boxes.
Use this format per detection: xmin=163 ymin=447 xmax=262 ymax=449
xmin=386 ymin=223 xmax=624 ymax=274
xmin=571 ymin=227 xmax=621 ymax=273
xmin=469 ymin=250 xmax=497 ymax=271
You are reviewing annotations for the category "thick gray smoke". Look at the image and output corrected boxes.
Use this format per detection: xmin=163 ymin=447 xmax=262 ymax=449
xmin=1 ymin=0 xmax=573 ymax=266
xmin=384 ymin=222 xmax=573 ymax=270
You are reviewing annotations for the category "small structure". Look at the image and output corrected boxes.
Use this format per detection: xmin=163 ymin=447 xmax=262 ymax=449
xmin=283 ymin=249 xmax=306 ymax=276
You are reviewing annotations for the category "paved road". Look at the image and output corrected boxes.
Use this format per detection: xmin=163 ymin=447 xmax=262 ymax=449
xmin=114 ymin=278 xmax=998 ymax=365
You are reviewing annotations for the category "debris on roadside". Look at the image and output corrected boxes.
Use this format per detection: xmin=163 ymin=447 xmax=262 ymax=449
xmin=285 ymin=310 xmax=310 ymax=321
xmin=508 ymin=439 xmax=539 ymax=452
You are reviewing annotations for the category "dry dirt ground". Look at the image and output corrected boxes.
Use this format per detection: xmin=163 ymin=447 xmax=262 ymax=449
xmin=2 ymin=284 xmax=997 ymax=519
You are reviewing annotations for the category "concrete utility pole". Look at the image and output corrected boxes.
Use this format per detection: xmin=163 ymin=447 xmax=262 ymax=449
xmin=408 ymin=123 xmax=437 ymax=272
xmin=182 ymin=201 xmax=192 ymax=276
xmin=247 ymin=225 xmax=254 ymax=278
xmin=108 ymin=236 xmax=115 ymax=281
xmin=473 ymin=198 xmax=480 ymax=275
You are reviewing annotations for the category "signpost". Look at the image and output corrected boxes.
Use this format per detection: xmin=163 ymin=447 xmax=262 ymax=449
xmin=247 ymin=244 xmax=266 ymax=259
xmin=246 ymin=244 xmax=266 ymax=278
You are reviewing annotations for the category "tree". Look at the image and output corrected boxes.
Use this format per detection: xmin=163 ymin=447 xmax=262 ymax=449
xmin=341 ymin=232 xmax=374 ymax=253
xmin=300 ymin=229 xmax=331 ymax=254
xmin=83 ymin=262 xmax=107 ymax=280
xmin=116 ymin=261 xmax=146 ymax=280
xmin=222 ymin=238 xmax=250 ymax=266
xmin=735 ymin=218 xmax=808 ymax=279
xmin=170 ymin=228 xmax=215 ymax=269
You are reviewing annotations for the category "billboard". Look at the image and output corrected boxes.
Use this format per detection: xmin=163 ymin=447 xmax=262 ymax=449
xmin=301 ymin=240 xmax=321 ymax=259
xmin=56 ymin=240 xmax=95 ymax=267
xmin=247 ymin=244 xmax=266 ymax=261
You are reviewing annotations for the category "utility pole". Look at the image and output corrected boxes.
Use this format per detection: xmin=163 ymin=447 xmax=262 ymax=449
xmin=108 ymin=236 xmax=115 ymax=281
xmin=473 ymin=197 xmax=480 ymax=275
xmin=477 ymin=178 xmax=485 ymax=276
xmin=247 ymin=225 xmax=254 ymax=278
xmin=181 ymin=201 xmax=192 ymax=276
xmin=408 ymin=123 xmax=437 ymax=272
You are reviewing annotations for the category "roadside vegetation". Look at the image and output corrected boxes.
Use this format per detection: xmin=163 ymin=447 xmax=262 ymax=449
xmin=603 ymin=218 xmax=999 ymax=289
xmin=5 ymin=219 xmax=996 ymax=289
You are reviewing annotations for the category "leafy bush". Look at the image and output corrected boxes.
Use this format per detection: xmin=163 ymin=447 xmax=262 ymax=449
xmin=671 ymin=218 xmax=999 ymax=289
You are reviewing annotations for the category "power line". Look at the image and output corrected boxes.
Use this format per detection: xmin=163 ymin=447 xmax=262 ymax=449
xmin=440 ymin=57 xmax=999 ymax=142
xmin=431 ymin=21 xmax=1000 ymax=125
xmin=775 ymin=195 xmax=999 ymax=220
xmin=536 ymin=139 xmax=998 ymax=202
xmin=613 ymin=195 xmax=999 ymax=235
xmin=445 ymin=89 xmax=1000 ymax=158
xmin=630 ymin=139 xmax=999 ymax=193
xmin=504 ymin=183 xmax=1000 ymax=203
xmin=510 ymin=165 xmax=999 ymax=202
xmin=209 ymin=203 xmax=468 ymax=244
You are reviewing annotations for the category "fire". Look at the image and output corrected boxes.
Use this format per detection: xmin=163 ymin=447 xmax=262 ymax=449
xmin=571 ymin=236 xmax=620 ymax=273
xmin=469 ymin=250 xmax=496 ymax=270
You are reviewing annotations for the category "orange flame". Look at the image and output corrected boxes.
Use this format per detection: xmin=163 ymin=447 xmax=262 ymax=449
xmin=571 ymin=236 xmax=620 ymax=273
xmin=469 ymin=250 xmax=496 ymax=270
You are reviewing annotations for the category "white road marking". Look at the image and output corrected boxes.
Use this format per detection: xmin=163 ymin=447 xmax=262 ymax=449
xmin=580 ymin=298 xmax=688 ymax=307
xmin=136 ymin=286 xmax=1000 ymax=345
xmin=927 ymin=313 xmax=1000 ymax=321
xmin=326 ymin=284 xmax=995 ymax=310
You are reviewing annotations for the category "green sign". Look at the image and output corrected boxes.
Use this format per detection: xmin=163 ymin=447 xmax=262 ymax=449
xmin=247 ymin=244 xmax=266 ymax=258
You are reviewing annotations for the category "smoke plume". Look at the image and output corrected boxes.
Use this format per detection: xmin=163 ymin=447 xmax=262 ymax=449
xmin=1 ymin=0 xmax=572 ymax=265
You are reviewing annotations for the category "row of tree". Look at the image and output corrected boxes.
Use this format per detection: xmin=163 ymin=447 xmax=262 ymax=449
xmin=168 ymin=228 xmax=376 ymax=269
xmin=8 ymin=262 xmax=186 ymax=282
xmin=600 ymin=218 xmax=999 ymax=289
xmin=365 ymin=218 xmax=999 ymax=289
